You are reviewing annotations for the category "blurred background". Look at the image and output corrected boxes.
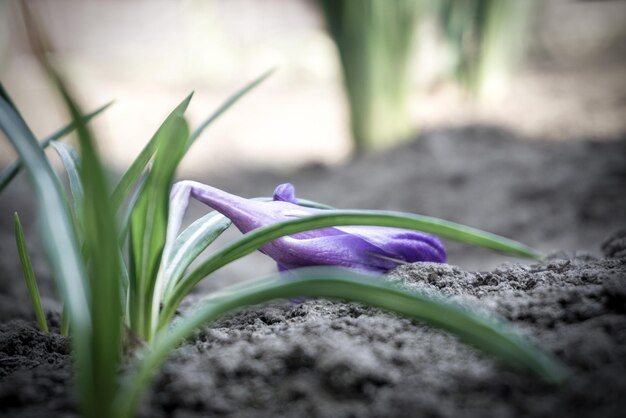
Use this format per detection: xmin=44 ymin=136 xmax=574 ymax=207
xmin=1 ymin=0 xmax=625 ymax=173
xmin=1 ymin=0 xmax=626 ymax=311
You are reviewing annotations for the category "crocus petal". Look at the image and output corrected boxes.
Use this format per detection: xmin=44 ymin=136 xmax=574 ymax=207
xmin=335 ymin=225 xmax=447 ymax=263
xmin=166 ymin=181 xmax=447 ymax=275
xmin=264 ymin=233 xmax=397 ymax=273
xmin=273 ymin=183 xmax=297 ymax=203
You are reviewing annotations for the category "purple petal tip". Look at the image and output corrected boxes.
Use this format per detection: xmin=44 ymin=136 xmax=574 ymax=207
xmin=273 ymin=183 xmax=297 ymax=203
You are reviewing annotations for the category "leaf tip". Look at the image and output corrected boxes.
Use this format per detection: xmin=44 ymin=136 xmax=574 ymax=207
xmin=13 ymin=211 xmax=21 ymax=228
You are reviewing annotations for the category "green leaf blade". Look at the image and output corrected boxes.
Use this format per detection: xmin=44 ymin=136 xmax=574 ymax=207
xmin=129 ymin=114 xmax=189 ymax=340
xmin=13 ymin=212 xmax=48 ymax=332
xmin=0 ymin=91 xmax=92 ymax=413
xmin=160 ymin=210 xmax=541 ymax=328
xmin=111 ymin=93 xmax=192 ymax=212
xmin=0 ymin=95 xmax=111 ymax=194
xmin=0 ymin=96 xmax=91 ymax=329
xmin=114 ymin=69 xmax=273 ymax=228
xmin=162 ymin=211 xmax=232 ymax=299
xmin=187 ymin=68 xmax=274 ymax=148
xmin=116 ymin=267 xmax=566 ymax=418
xmin=51 ymin=75 xmax=123 ymax=418
xmin=50 ymin=141 xmax=84 ymax=220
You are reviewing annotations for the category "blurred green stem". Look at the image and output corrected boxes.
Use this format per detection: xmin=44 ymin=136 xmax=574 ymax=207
xmin=440 ymin=0 xmax=535 ymax=101
xmin=320 ymin=0 xmax=421 ymax=152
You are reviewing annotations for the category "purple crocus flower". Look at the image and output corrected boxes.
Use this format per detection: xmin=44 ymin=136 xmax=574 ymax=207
xmin=167 ymin=181 xmax=446 ymax=274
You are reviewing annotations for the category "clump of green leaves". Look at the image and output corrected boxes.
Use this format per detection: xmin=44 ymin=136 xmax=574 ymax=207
xmin=318 ymin=0 xmax=536 ymax=152
xmin=319 ymin=0 xmax=421 ymax=152
xmin=1 ymin=68 xmax=565 ymax=418
xmin=439 ymin=0 xmax=536 ymax=100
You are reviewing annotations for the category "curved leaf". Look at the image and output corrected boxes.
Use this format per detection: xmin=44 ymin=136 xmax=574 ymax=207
xmin=118 ymin=171 xmax=148 ymax=244
xmin=162 ymin=212 xmax=232 ymax=299
xmin=51 ymin=141 xmax=84 ymax=219
xmin=0 ymin=93 xmax=111 ymax=193
xmin=48 ymin=63 xmax=123 ymax=418
xmin=0 ymin=89 xmax=92 ymax=413
xmin=111 ymin=94 xmax=192 ymax=212
xmin=129 ymin=115 xmax=189 ymax=339
xmin=159 ymin=210 xmax=541 ymax=328
xmin=187 ymin=68 xmax=274 ymax=148
xmin=116 ymin=267 xmax=566 ymax=418
xmin=112 ymin=69 xmax=273 ymax=217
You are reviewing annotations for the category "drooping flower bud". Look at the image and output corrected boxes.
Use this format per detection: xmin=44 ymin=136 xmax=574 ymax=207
xmin=169 ymin=181 xmax=446 ymax=274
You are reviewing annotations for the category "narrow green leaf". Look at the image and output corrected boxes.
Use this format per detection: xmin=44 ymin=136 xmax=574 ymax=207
xmin=119 ymin=250 xmax=131 ymax=326
xmin=50 ymin=68 xmax=122 ymax=418
xmin=159 ymin=210 xmax=541 ymax=328
xmin=114 ymin=69 xmax=272 ymax=231
xmin=125 ymin=106 xmax=191 ymax=336
xmin=129 ymin=115 xmax=189 ymax=340
xmin=162 ymin=212 xmax=232 ymax=299
xmin=293 ymin=198 xmax=335 ymax=210
xmin=116 ymin=267 xmax=566 ymax=418
xmin=111 ymin=93 xmax=192 ymax=212
xmin=0 ymin=88 xmax=92 ymax=413
xmin=118 ymin=171 xmax=148 ymax=245
xmin=17 ymin=9 xmax=123 ymax=415
xmin=0 ymin=91 xmax=111 ymax=193
xmin=50 ymin=141 xmax=84 ymax=219
xmin=13 ymin=212 xmax=48 ymax=332
xmin=187 ymin=68 xmax=274 ymax=148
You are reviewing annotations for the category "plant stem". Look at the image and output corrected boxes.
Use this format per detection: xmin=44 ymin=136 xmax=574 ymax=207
xmin=320 ymin=0 xmax=421 ymax=152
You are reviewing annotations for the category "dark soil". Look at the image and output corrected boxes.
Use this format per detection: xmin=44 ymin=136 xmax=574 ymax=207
xmin=1 ymin=127 xmax=625 ymax=417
